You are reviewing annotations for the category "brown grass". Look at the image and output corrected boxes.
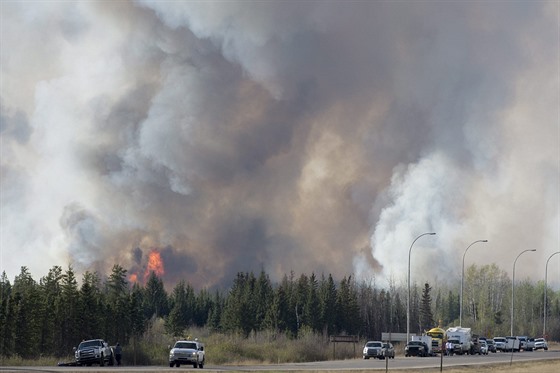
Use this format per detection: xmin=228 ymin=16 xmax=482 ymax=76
xmin=229 ymin=360 xmax=559 ymax=373
xmin=384 ymin=360 xmax=559 ymax=373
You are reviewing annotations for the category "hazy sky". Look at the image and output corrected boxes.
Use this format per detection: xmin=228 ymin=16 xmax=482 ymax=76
xmin=1 ymin=1 xmax=558 ymax=289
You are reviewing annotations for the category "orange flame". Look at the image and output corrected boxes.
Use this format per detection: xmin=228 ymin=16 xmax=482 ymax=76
xmin=129 ymin=273 xmax=138 ymax=284
xmin=144 ymin=249 xmax=165 ymax=278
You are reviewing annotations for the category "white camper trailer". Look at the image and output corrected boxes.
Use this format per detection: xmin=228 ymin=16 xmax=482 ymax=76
xmin=446 ymin=327 xmax=472 ymax=355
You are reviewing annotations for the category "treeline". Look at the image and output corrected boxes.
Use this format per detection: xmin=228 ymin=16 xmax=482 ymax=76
xmin=0 ymin=263 xmax=558 ymax=359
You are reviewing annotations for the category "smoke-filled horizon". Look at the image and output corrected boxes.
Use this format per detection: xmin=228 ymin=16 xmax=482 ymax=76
xmin=1 ymin=1 xmax=559 ymax=290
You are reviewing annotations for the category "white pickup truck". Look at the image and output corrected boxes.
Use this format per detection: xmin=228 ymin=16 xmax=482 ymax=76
xmin=169 ymin=339 xmax=205 ymax=368
xmin=74 ymin=339 xmax=113 ymax=366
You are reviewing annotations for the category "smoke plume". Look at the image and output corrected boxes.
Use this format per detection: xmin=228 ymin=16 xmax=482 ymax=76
xmin=1 ymin=1 xmax=558 ymax=289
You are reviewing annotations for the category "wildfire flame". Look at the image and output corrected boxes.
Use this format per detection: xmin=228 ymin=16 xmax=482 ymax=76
xmin=129 ymin=273 xmax=138 ymax=284
xmin=144 ymin=249 xmax=165 ymax=278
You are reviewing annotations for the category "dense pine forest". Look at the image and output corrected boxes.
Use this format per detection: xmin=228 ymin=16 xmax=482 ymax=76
xmin=1 ymin=263 xmax=558 ymax=360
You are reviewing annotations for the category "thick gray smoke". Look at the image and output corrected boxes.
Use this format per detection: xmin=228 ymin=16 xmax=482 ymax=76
xmin=1 ymin=1 xmax=558 ymax=289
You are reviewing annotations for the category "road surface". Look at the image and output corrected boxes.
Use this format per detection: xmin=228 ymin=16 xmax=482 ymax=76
xmin=1 ymin=349 xmax=558 ymax=372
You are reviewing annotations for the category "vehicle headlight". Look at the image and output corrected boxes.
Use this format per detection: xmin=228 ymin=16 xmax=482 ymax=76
xmin=192 ymin=352 xmax=197 ymax=356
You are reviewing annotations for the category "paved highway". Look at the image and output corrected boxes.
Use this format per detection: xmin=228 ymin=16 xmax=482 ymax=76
xmin=1 ymin=350 xmax=559 ymax=372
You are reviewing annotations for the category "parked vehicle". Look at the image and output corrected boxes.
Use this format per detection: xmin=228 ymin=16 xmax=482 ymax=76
xmin=534 ymin=338 xmax=548 ymax=350
xmin=382 ymin=343 xmax=395 ymax=359
xmin=426 ymin=327 xmax=446 ymax=354
xmin=505 ymin=336 xmax=521 ymax=352
xmin=446 ymin=338 xmax=461 ymax=355
xmin=412 ymin=335 xmax=433 ymax=356
xmin=480 ymin=340 xmax=489 ymax=355
xmin=405 ymin=340 xmax=429 ymax=357
xmin=471 ymin=334 xmax=482 ymax=355
xmin=363 ymin=341 xmax=384 ymax=359
xmin=517 ymin=336 xmax=529 ymax=351
xmin=74 ymin=339 xmax=114 ymax=366
xmin=169 ymin=340 xmax=205 ymax=368
xmin=493 ymin=337 xmax=507 ymax=352
xmin=446 ymin=327 xmax=472 ymax=355
xmin=486 ymin=339 xmax=497 ymax=353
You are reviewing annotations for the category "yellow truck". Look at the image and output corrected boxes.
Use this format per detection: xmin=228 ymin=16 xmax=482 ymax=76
xmin=426 ymin=327 xmax=446 ymax=354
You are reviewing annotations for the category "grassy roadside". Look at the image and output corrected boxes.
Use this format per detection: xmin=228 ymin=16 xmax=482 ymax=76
xmin=1 ymin=323 xmax=558 ymax=369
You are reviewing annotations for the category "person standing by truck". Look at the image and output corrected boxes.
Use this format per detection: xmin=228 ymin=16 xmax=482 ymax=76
xmin=114 ymin=343 xmax=122 ymax=365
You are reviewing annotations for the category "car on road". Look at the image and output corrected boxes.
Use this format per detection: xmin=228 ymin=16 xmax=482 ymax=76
xmin=493 ymin=337 xmax=507 ymax=352
xmin=382 ymin=343 xmax=395 ymax=359
xmin=74 ymin=339 xmax=113 ymax=366
xmin=363 ymin=341 xmax=384 ymax=359
xmin=479 ymin=340 xmax=489 ymax=355
xmin=517 ymin=336 xmax=530 ymax=351
xmin=486 ymin=339 xmax=496 ymax=353
xmin=405 ymin=340 xmax=429 ymax=357
xmin=534 ymin=338 xmax=548 ymax=350
xmin=169 ymin=339 xmax=205 ymax=368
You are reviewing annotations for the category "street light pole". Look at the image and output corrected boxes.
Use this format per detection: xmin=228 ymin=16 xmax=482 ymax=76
xmin=544 ymin=252 xmax=560 ymax=338
xmin=407 ymin=232 xmax=436 ymax=343
xmin=460 ymin=240 xmax=488 ymax=327
xmin=511 ymin=249 xmax=536 ymax=336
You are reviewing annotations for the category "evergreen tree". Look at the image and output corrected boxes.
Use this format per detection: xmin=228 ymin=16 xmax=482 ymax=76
xmin=38 ymin=266 xmax=63 ymax=356
xmin=281 ymin=272 xmax=298 ymax=336
xmin=336 ymin=276 xmax=360 ymax=335
xmin=78 ymin=271 xmax=102 ymax=341
xmin=59 ymin=266 xmax=80 ymax=354
xmin=304 ymin=273 xmax=321 ymax=333
xmin=264 ymin=284 xmax=289 ymax=334
xmin=447 ymin=290 xmax=459 ymax=325
xmin=294 ymin=274 xmax=309 ymax=333
xmin=0 ymin=271 xmax=14 ymax=357
xmin=221 ymin=272 xmax=256 ymax=336
xmin=129 ymin=282 xmax=147 ymax=342
xmin=194 ymin=288 xmax=212 ymax=327
xmin=420 ymin=282 xmax=434 ymax=332
xmin=105 ymin=264 xmax=130 ymax=345
xmin=319 ymin=273 xmax=337 ymax=336
xmin=166 ymin=281 xmax=191 ymax=336
xmin=143 ymin=271 xmax=168 ymax=318
xmin=254 ymin=270 xmax=273 ymax=331
xmin=12 ymin=267 xmax=41 ymax=358
xmin=357 ymin=281 xmax=376 ymax=338
xmin=207 ymin=291 xmax=224 ymax=332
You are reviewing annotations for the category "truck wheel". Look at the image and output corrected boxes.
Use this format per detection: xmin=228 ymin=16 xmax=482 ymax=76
xmin=169 ymin=362 xmax=174 ymax=367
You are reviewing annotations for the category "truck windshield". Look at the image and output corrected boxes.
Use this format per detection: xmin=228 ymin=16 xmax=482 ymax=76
xmin=175 ymin=342 xmax=197 ymax=349
xmin=78 ymin=340 xmax=101 ymax=348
